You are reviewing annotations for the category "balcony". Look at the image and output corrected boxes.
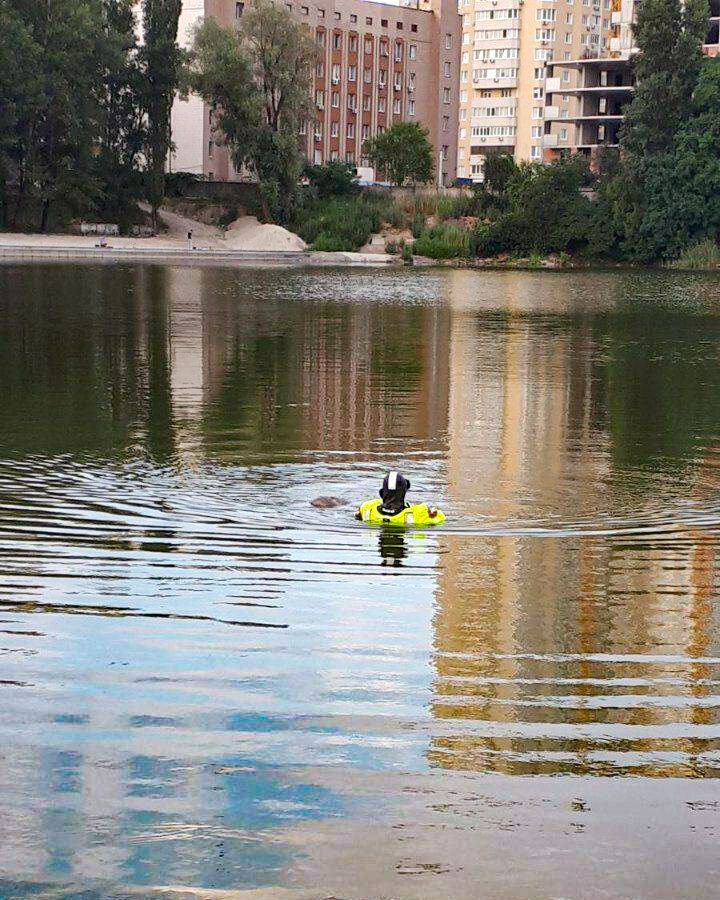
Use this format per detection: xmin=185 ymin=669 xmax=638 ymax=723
xmin=469 ymin=134 xmax=515 ymax=150
xmin=545 ymin=76 xmax=561 ymax=92
xmin=473 ymin=76 xmax=518 ymax=89
xmin=542 ymin=132 xmax=559 ymax=147
xmin=544 ymin=105 xmax=560 ymax=119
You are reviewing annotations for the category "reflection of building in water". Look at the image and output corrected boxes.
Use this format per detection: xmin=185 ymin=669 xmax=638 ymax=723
xmin=429 ymin=270 xmax=720 ymax=776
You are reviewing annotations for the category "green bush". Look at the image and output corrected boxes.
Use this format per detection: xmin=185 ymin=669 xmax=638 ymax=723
xmin=413 ymin=223 xmax=474 ymax=259
xmin=401 ymin=242 xmax=413 ymax=263
xmin=669 ymin=238 xmax=720 ymax=269
xmin=411 ymin=212 xmax=426 ymax=238
xmin=295 ymin=195 xmax=390 ymax=251
xmin=165 ymin=172 xmax=203 ymax=198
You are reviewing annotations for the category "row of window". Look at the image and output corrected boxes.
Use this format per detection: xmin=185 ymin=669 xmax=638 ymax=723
xmin=315 ymin=31 xmax=419 ymax=60
xmin=471 ymin=105 xmax=516 ymax=117
xmin=314 ymin=90 xmax=417 ymax=115
xmin=296 ymin=4 xmax=419 ymax=32
xmin=318 ymin=64 xmax=418 ymax=89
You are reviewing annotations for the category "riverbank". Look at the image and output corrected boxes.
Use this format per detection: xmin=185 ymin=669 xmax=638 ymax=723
xmin=0 ymin=232 xmax=398 ymax=267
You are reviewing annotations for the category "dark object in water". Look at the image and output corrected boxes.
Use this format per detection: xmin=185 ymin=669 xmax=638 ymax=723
xmin=310 ymin=496 xmax=348 ymax=508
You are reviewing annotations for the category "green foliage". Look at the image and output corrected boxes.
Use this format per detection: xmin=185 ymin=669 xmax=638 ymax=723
xmin=165 ymin=171 xmax=203 ymax=198
xmin=188 ymin=1 xmax=316 ymax=224
xmin=295 ymin=195 xmax=392 ymax=251
xmin=411 ymin=212 xmax=426 ymax=238
xmin=401 ymin=242 xmax=413 ymax=263
xmin=365 ymin=122 xmax=434 ymax=187
xmin=476 ymin=159 xmax=594 ymax=257
xmin=669 ymin=238 xmax=720 ymax=269
xmin=140 ymin=0 xmax=183 ymax=229
xmin=413 ymin=223 xmax=474 ymax=259
xmin=482 ymin=152 xmax=518 ymax=194
xmin=304 ymin=161 xmax=359 ymax=199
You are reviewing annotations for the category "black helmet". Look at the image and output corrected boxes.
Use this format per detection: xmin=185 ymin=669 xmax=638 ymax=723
xmin=379 ymin=471 xmax=411 ymax=514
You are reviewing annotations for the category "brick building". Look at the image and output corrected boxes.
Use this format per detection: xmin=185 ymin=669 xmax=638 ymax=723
xmin=170 ymin=0 xmax=461 ymax=184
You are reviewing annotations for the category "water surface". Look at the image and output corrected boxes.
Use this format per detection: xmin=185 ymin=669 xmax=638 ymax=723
xmin=2 ymin=264 xmax=720 ymax=898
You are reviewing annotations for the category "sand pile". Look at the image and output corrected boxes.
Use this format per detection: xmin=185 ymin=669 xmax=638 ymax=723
xmin=224 ymin=216 xmax=306 ymax=252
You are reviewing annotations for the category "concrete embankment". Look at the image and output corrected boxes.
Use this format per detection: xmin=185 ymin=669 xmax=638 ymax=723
xmin=0 ymin=238 xmax=398 ymax=268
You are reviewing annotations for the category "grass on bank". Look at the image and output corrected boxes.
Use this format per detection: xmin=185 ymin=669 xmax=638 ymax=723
xmin=668 ymin=238 xmax=720 ymax=269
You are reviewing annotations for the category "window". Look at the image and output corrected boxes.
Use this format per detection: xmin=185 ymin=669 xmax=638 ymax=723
xmin=411 ymin=23 xmax=417 ymax=32
xmin=364 ymin=68 xmax=372 ymax=83
xmin=301 ymin=4 xmax=308 ymax=12
xmin=314 ymin=122 xmax=321 ymax=140
xmin=378 ymin=96 xmax=386 ymax=112
xmin=501 ymin=88 xmax=513 ymax=97
xmin=394 ymin=42 xmax=403 ymax=61
xmin=348 ymin=93 xmax=357 ymax=110
xmin=461 ymin=69 xmax=468 ymax=83
xmin=331 ymin=150 xmax=338 ymax=161
xmin=444 ymin=61 xmax=451 ymax=77
xmin=535 ymin=48 xmax=553 ymax=60
xmin=394 ymin=72 xmax=402 ymax=90
xmin=535 ymin=28 xmax=556 ymax=41
xmin=317 ymin=8 xmax=324 ymax=17
xmin=534 ymin=67 xmax=544 ymax=79
xmin=408 ymin=71 xmax=416 ymax=90
xmin=443 ymin=87 xmax=451 ymax=103
xmin=559 ymin=126 xmax=568 ymax=140
xmin=349 ymin=35 xmax=358 ymax=52
xmin=316 ymin=30 xmax=325 ymax=45
xmin=563 ymin=69 xmax=571 ymax=82
xmin=379 ymin=69 xmax=387 ymax=86
xmin=532 ymin=106 xmax=543 ymax=118
xmin=348 ymin=65 xmax=357 ymax=81
xmin=377 ymin=125 xmax=385 ymax=135
xmin=330 ymin=120 xmax=338 ymax=137
xmin=460 ymin=128 xmax=466 ymax=140
xmin=235 ymin=1 xmax=244 ymax=17
xmin=334 ymin=11 xmax=340 ymax=20
xmin=409 ymin=43 xmax=417 ymax=59
xmin=531 ymin=125 xmax=542 ymax=138
xmin=536 ymin=8 xmax=556 ymax=21
xmin=408 ymin=99 xmax=415 ymax=115
xmin=565 ymin=31 xmax=572 ymax=43
xmin=363 ymin=93 xmax=371 ymax=110
xmin=445 ymin=33 xmax=452 ymax=49
xmin=442 ymin=115 xmax=449 ymax=132
xmin=333 ymin=33 xmax=341 ymax=49
xmin=315 ymin=89 xmax=324 ymax=108
xmin=361 ymin=124 xmax=370 ymax=140
xmin=331 ymin=64 xmax=340 ymax=83
xmin=530 ymin=146 xmax=541 ymax=158
xmin=346 ymin=150 xmax=355 ymax=164
xmin=350 ymin=14 xmax=357 ymax=23
xmin=380 ymin=41 xmax=389 ymax=56
xmin=366 ymin=16 xmax=372 ymax=25
xmin=347 ymin=122 xmax=355 ymax=138
xmin=397 ymin=21 xmax=404 ymax=30
xmin=365 ymin=39 xmax=372 ymax=54
xmin=299 ymin=120 xmax=307 ymax=135
xmin=313 ymin=149 xmax=321 ymax=164
xmin=381 ymin=18 xmax=388 ymax=26
xmin=331 ymin=91 xmax=339 ymax=107
xmin=393 ymin=97 xmax=401 ymax=113
xmin=462 ymin=51 xmax=469 ymax=64
xmin=533 ymin=86 xmax=544 ymax=98
xmin=566 ymin=12 xmax=573 ymax=23
xmin=316 ymin=62 xmax=324 ymax=77
xmin=459 ymin=108 xmax=466 ymax=120
xmin=208 ymin=140 xmax=213 ymax=158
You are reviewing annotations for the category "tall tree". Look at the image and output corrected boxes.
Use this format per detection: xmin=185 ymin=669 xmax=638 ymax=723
xmin=188 ymin=1 xmax=316 ymax=222
xmin=365 ymin=122 xmax=433 ymax=187
xmin=94 ymin=0 xmax=146 ymax=227
xmin=140 ymin=0 xmax=183 ymax=230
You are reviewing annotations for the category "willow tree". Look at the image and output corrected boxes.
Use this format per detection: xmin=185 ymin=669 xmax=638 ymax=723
xmin=188 ymin=0 xmax=316 ymax=222
xmin=141 ymin=0 xmax=183 ymax=230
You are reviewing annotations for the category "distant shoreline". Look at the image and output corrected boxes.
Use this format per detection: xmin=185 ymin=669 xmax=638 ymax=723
xmin=0 ymin=235 xmax=399 ymax=268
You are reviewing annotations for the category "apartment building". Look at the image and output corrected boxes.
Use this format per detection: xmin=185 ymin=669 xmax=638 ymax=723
xmin=543 ymin=0 xmax=720 ymax=162
xmin=170 ymin=0 xmax=461 ymax=185
xmin=454 ymin=0 xmax=611 ymax=180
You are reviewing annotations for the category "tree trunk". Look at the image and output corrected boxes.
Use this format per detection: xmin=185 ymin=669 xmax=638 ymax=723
xmin=40 ymin=197 xmax=50 ymax=233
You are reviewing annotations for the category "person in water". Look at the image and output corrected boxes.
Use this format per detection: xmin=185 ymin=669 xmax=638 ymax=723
xmin=355 ymin=471 xmax=445 ymax=526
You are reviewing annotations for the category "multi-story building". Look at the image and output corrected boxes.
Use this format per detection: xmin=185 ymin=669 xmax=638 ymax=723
xmin=543 ymin=0 xmax=720 ymax=163
xmin=454 ymin=0 xmax=611 ymax=180
xmin=170 ymin=0 xmax=461 ymax=185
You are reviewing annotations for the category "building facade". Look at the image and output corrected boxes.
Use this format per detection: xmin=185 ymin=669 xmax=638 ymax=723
xmin=170 ymin=0 xmax=461 ymax=185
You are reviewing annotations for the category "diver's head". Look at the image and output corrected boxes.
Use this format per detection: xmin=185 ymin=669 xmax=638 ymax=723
xmin=379 ymin=471 xmax=410 ymax=512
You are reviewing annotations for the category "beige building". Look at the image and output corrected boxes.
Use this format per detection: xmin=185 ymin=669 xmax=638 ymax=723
xmin=455 ymin=0 xmax=612 ymax=180
xmin=170 ymin=0 xmax=461 ymax=185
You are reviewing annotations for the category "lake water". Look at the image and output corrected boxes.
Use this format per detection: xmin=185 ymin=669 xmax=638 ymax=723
xmin=2 ymin=263 xmax=720 ymax=899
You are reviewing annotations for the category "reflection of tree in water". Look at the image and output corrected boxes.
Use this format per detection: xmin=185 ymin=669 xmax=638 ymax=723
xmin=378 ymin=527 xmax=408 ymax=566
